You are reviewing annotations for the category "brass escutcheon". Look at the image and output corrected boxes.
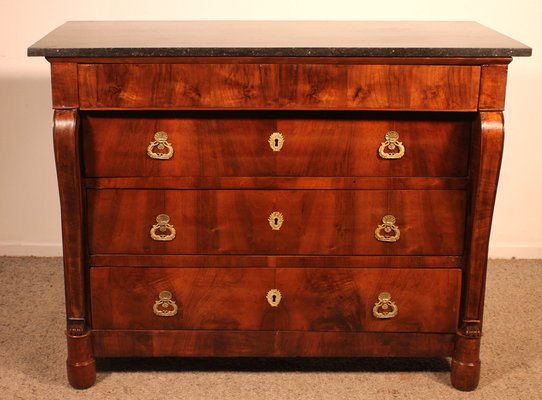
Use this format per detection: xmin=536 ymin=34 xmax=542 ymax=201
xmin=374 ymin=214 xmax=401 ymax=243
xmin=268 ymin=211 xmax=284 ymax=230
xmin=153 ymin=290 xmax=179 ymax=317
xmin=147 ymin=131 xmax=174 ymax=160
xmin=372 ymin=292 xmax=398 ymax=319
xmin=266 ymin=289 xmax=282 ymax=307
xmin=150 ymin=214 xmax=176 ymax=241
xmin=378 ymin=131 xmax=405 ymax=159
xmin=268 ymin=132 xmax=284 ymax=152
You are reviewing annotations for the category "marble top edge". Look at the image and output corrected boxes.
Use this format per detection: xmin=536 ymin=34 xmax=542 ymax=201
xmin=28 ymin=21 xmax=532 ymax=58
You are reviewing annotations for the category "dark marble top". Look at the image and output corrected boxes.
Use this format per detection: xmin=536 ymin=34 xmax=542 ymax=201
xmin=28 ymin=21 xmax=532 ymax=58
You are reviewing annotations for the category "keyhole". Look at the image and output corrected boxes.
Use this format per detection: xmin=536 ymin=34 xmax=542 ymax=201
xmin=274 ymin=217 xmax=279 ymax=225
xmin=274 ymin=138 xmax=279 ymax=148
xmin=272 ymin=294 xmax=276 ymax=303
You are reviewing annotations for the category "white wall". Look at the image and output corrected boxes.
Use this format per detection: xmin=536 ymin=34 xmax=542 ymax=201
xmin=0 ymin=0 xmax=539 ymax=257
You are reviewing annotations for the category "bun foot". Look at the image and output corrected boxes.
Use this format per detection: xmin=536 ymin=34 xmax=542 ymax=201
xmin=66 ymin=331 xmax=96 ymax=389
xmin=451 ymin=333 xmax=481 ymax=391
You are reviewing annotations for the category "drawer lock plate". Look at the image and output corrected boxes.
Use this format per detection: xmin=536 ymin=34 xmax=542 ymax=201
xmin=266 ymin=289 xmax=282 ymax=307
xmin=268 ymin=211 xmax=284 ymax=230
xmin=269 ymin=132 xmax=284 ymax=152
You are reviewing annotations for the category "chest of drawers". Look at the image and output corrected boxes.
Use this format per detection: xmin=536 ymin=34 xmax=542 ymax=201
xmin=28 ymin=21 xmax=530 ymax=391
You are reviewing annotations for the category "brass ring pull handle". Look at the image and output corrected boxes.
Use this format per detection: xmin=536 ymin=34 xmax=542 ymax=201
xmin=374 ymin=215 xmax=401 ymax=243
xmin=378 ymin=131 xmax=405 ymax=159
xmin=372 ymin=292 xmax=398 ymax=319
xmin=268 ymin=211 xmax=284 ymax=230
xmin=266 ymin=289 xmax=282 ymax=307
xmin=147 ymin=131 xmax=174 ymax=160
xmin=150 ymin=214 xmax=176 ymax=241
xmin=269 ymin=132 xmax=284 ymax=152
xmin=153 ymin=291 xmax=179 ymax=317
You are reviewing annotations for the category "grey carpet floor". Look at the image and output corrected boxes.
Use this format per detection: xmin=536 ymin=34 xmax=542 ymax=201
xmin=0 ymin=257 xmax=540 ymax=400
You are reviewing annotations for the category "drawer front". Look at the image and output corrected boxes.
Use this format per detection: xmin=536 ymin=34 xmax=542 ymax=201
xmin=90 ymin=267 xmax=461 ymax=333
xmin=87 ymin=189 xmax=466 ymax=255
xmin=90 ymin=267 xmax=275 ymax=330
xmin=83 ymin=112 xmax=471 ymax=177
xmin=78 ymin=63 xmax=480 ymax=111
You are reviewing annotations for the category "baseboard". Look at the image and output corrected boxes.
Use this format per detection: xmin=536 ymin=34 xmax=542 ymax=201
xmin=0 ymin=241 xmax=62 ymax=257
xmin=1 ymin=241 xmax=541 ymax=259
xmin=488 ymin=245 xmax=542 ymax=259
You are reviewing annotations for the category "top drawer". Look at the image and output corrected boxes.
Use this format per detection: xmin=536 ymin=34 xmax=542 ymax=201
xmin=78 ymin=63 xmax=480 ymax=110
xmin=82 ymin=111 xmax=471 ymax=178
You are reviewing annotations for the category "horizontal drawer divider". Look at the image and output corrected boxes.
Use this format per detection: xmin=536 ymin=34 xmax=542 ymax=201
xmin=85 ymin=177 xmax=469 ymax=190
xmin=89 ymin=255 xmax=463 ymax=268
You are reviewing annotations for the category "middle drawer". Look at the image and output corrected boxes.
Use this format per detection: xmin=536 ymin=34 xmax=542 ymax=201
xmin=87 ymin=189 xmax=466 ymax=255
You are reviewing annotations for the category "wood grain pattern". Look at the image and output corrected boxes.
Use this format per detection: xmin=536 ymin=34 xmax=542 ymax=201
xmin=82 ymin=111 xmax=472 ymax=178
xmin=92 ymin=330 xmax=455 ymax=358
xmin=51 ymin=63 xmax=79 ymax=108
xmin=88 ymin=255 xmax=463 ymax=268
xmin=86 ymin=189 xmax=467 ymax=255
xmin=274 ymin=268 xmax=461 ymax=332
xmin=90 ymin=268 xmax=275 ymax=330
xmin=273 ymin=331 xmax=455 ymax=357
xmin=78 ymin=64 xmax=480 ymax=110
xmin=478 ymin=65 xmax=508 ymax=110
xmin=92 ymin=330 xmax=276 ymax=357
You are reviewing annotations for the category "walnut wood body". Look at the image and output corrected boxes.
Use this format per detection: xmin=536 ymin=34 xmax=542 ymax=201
xmin=82 ymin=111 xmax=471 ymax=177
xmin=36 ymin=32 xmax=520 ymax=388
xmin=87 ymin=189 xmax=466 ymax=255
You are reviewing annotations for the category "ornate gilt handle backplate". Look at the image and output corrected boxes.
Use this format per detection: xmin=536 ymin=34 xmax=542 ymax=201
xmin=374 ymin=215 xmax=400 ymax=243
xmin=378 ymin=131 xmax=405 ymax=159
xmin=150 ymin=214 xmax=176 ymax=241
xmin=147 ymin=131 xmax=174 ymax=160
xmin=372 ymin=292 xmax=398 ymax=319
xmin=153 ymin=291 xmax=178 ymax=317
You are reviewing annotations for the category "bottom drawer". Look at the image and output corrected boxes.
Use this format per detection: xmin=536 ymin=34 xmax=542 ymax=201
xmin=90 ymin=267 xmax=461 ymax=333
